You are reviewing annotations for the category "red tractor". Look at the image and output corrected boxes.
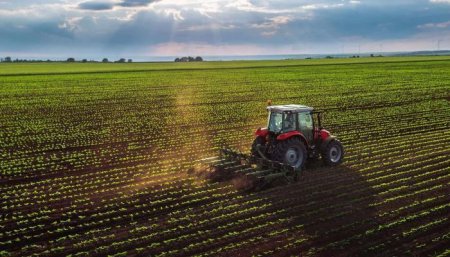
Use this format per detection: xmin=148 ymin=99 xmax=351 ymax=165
xmin=251 ymin=104 xmax=344 ymax=169
xmin=202 ymin=104 xmax=344 ymax=190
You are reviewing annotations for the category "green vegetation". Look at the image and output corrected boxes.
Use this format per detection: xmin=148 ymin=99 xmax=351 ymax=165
xmin=1 ymin=56 xmax=449 ymax=256
xmin=1 ymin=55 xmax=449 ymax=75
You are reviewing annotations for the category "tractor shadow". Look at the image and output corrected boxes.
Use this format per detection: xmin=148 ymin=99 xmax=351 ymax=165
xmin=254 ymin=162 xmax=378 ymax=256
xmin=189 ymin=157 xmax=378 ymax=256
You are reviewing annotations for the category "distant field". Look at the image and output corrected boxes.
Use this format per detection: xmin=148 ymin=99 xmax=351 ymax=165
xmin=1 ymin=57 xmax=449 ymax=256
xmin=1 ymin=55 xmax=450 ymax=75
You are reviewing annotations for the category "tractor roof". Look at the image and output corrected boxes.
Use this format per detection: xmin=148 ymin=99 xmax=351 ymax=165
xmin=267 ymin=104 xmax=314 ymax=113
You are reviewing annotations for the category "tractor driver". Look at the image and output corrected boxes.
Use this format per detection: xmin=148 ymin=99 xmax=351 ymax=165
xmin=283 ymin=113 xmax=295 ymax=131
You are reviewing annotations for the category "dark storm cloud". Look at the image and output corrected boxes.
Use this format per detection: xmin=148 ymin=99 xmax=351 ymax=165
xmin=78 ymin=1 xmax=115 ymax=11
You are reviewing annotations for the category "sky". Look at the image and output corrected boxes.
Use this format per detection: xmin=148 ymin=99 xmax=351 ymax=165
xmin=1 ymin=0 xmax=450 ymax=59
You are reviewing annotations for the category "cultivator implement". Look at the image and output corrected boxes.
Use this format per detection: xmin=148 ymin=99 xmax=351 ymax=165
xmin=197 ymin=148 xmax=301 ymax=191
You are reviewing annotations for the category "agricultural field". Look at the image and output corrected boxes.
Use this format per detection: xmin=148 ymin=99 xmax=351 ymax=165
xmin=1 ymin=56 xmax=449 ymax=257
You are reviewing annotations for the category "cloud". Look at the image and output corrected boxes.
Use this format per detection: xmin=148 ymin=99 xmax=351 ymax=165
xmin=78 ymin=1 xmax=115 ymax=11
xmin=224 ymin=1 xmax=348 ymax=14
xmin=251 ymin=15 xmax=294 ymax=36
xmin=418 ymin=20 xmax=450 ymax=28
xmin=251 ymin=15 xmax=293 ymax=29
xmin=430 ymin=0 xmax=450 ymax=3
xmin=77 ymin=0 xmax=161 ymax=11
xmin=148 ymin=42 xmax=272 ymax=56
xmin=159 ymin=8 xmax=184 ymax=21
xmin=261 ymin=31 xmax=276 ymax=37
xmin=181 ymin=24 xmax=236 ymax=32
xmin=58 ymin=17 xmax=84 ymax=31
xmin=301 ymin=3 xmax=345 ymax=10
xmin=2 ymin=0 xmax=450 ymax=58
xmin=117 ymin=0 xmax=160 ymax=7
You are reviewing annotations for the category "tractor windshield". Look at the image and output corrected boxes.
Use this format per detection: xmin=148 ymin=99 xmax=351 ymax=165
xmin=268 ymin=112 xmax=283 ymax=133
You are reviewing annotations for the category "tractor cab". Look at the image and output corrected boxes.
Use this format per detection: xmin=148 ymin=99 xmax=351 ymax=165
xmin=253 ymin=104 xmax=343 ymax=169
xmin=266 ymin=104 xmax=318 ymax=145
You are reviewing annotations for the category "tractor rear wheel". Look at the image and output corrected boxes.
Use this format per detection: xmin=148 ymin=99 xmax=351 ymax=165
xmin=251 ymin=136 xmax=266 ymax=157
xmin=272 ymin=137 xmax=307 ymax=169
xmin=322 ymin=139 xmax=344 ymax=166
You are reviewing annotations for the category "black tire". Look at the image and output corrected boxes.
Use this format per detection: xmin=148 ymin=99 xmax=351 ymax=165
xmin=272 ymin=137 xmax=307 ymax=169
xmin=251 ymin=136 xmax=266 ymax=157
xmin=322 ymin=139 xmax=344 ymax=166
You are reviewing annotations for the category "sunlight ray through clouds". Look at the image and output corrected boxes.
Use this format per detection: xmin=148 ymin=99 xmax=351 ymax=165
xmin=1 ymin=0 xmax=450 ymax=57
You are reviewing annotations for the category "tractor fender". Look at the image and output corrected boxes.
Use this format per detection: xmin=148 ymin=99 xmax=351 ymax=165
xmin=319 ymin=136 xmax=336 ymax=153
xmin=320 ymin=129 xmax=331 ymax=140
xmin=277 ymin=131 xmax=309 ymax=148
xmin=255 ymin=127 xmax=269 ymax=137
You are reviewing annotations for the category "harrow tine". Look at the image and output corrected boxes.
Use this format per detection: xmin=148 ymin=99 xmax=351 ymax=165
xmin=199 ymin=156 xmax=220 ymax=162
xmin=233 ymin=167 xmax=254 ymax=175
xmin=246 ymin=169 xmax=272 ymax=178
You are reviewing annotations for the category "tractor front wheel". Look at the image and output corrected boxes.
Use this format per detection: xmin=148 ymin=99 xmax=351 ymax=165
xmin=322 ymin=139 xmax=344 ymax=166
xmin=273 ymin=137 xmax=307 ymax=169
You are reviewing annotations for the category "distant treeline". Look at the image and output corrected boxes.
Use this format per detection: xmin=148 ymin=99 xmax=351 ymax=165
xmin=0 ymin=57 xmax=133 ymax=63
xmin=174 ymin=56 xmax=203 ymax=62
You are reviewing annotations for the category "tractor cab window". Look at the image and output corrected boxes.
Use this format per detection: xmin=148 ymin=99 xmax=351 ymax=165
xmin=268 ymin=112 xmax=283 ymax=133
xmin=298 ymin=112 xmax=313 ymax=143
xmin=269 ymin=112 xmax=297 ymax=133
xmin=282 ymin=112 xmax=296 ymax=132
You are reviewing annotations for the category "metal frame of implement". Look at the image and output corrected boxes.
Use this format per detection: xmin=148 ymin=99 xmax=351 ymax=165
xmin=218 ymin=148 xmax=301 ymax=189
